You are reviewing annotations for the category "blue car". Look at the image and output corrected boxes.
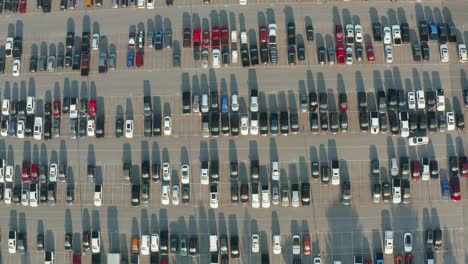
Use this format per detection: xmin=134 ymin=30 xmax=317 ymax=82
xmin=9 ymin=116 xmax=16 ymax=137
xmin=221 ymin=96 xmax=228 ymax=113
xmin=429 ymin=21 xmax=438 ymax=41
xmin=155 ymin=32 xmax=163 ymax=50
xmin=441 ymin=179 xmax=450 ymax=198
xmin=374 ymin=252 xmax=384 ymax=264
xmin=127 ymin=51 xmax=135 ymax=68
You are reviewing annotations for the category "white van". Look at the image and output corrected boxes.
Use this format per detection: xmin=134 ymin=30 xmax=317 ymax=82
xmin=209 ymin=235 xmax=218 ymax=252
xmin=26 ymin=96 xmax=36 ymax=115
xmin=201 ymin=94 xmax=209 ymax=113
xmin=240 ymin=31 xmax=248 ymax=45
xmin=33 ymin=117 xmax=43 ymax=140
xmin=384 ymin=231 xmax=394 ymax=254
xmin=140 ymin=235 xmax=150 ymax=255
xmin=2 ymin=99 xmax=10 ymax=116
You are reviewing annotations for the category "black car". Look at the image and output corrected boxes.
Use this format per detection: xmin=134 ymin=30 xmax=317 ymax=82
xmin=463 ymin=89 xmax=468 ymax=107
xmin=388 ymin=112 xmax=399 ymax=136
xmin=306 ymin=25 xmax=314 ymax=41
xmin=189 ymin=236 xmax=198 ymax=256
xmin=259 ymin=111 xmax=268 ymax=135
xmin=330 ymin=112 xmax=339 ymax=134
xmin=0 ymin=57 xmax=5 ymax=73
xmin=340 ymin=111 xmax=348 ymax=132
xmin=418 ymin=112 xmax=427 ymax=132
xmin=165 ymin=0 xmax=173 ymax=5
xmin=288 ymin=45 xmax=296 ymax=65
xmin=401 ymin=23 xmax=410 ymax=43
xmin=387 ymin=88 xmax=397 ymax=111
xmin=279 ymin=111 xmax=289 ymax=135
xmin=230 ymin=113 xmax=239 ymax=136
xmin=319 ymin=92 xmax=328 ymax=112
xmin=153 ymin=114 xmax=162 ymax=136
xmin=230 ymin=179 xmax=238 ymax=204
xmin=287 ymin=22 xmax=296 ymax=45
xmin=42 ymin=0 xmax=51 ymax=12
xmin=320 ymin=112 xmax=328 ymax=132
xmin=359 ymin=111 xmax=369 ymax=132
xmin=309 ymin=92 xmax=318 ymax=112
xmin=250 ymin=45 xmax=259 ymax=65
xmin=30 ymin=56 xmax=37 ymax=72
xmin=456 ymin=112 xmax=464 ymax=130
xmin=230 ymin=236 xmax=239 ymax=258
xmin=131 ymin=185 xmax=140 ymax=207
xmin=241 ymin=46 xmax=250 ymax=67
xmin=210 ymin=111 xmax=220 ymax=137
xmin=0 ymin=0 xmax=3 ymax=12
xmin=357 ymin=91 xmax=367 ymax=112
xmin=419 ymin=20 xmax=429 ymax=42
xmin=72 ymin=51 xmax=81 ymax=70
xmin=301 ymin=183 xmax=310 ymax=206
xmin=413 ymin=43 xmax=421 ymax=62
xmin=421 ymin=42 xmax=430 ymax=61
xmin=44 ymin=118 xmax=52 ymax=140
xmin=290 ymin=112 xmax=299 ymax=134
xmin=115 ymin=118 xmax=123 ymax=138
xmin=270 ymin=112 xmax=278 ymax=135
xmin=222 ymin=48 xmax=229 ymax=66
xmin=438 ymin=23 xmax=448 ymax=43
xmin=355 ymin=45 xmax=363 ymax=61
xmin=170 ymin=234 xmax=179 ymax=253
xmin=37 ymin=234 xmax=45 ymax=251
xmin=260 ymin=43 xmax=268 ymax=64
xmin=79 ymin=117 xmax=87 ymax=138
xmin=40 ymin=184 xmax=47 ymax=204
xmin=297 ymin=43 xmax=305 ymax=61
xmin=372 ymin=22 xmax=382 ymax=42
xmin=447 ymin=23 xmax=457 ymax=43
xmin=427 ymin=111 xmax=437 ymax=133
xmin=4 ymin=0 xmax=11 ymax=11
xmin=318 ymin=46 xmax=326 ymax=64
xmin=221 ymin=112 xmax=230 ymax=136
xmin=310 ymin=112 xmax=319 ymax=134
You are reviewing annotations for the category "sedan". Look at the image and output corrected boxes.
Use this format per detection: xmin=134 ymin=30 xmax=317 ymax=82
xmin=251 ymin=234 xmax=260 ymax=253
xmin=12 ymin=59 xmax=21 ymax=76
xmin=163 ymin=116 xmax=172 ymax=135
xmin=181 ymin=164 xmax=190 ymax=184
xmin=212 ymin=49 xmax=220 ymax=68
xmin=240 ymin=115 xmax=249 ymax=136
xmin=292 ymin=235 xmax=301 ymax=255
xmin=346 ymin=46 xmax=353 ymax=65
xmin=172 ymin=185 xmax=179 ymax=205
xmin=355 ymin=25 xmax=363 ymax=42
xmin=403 ymin=232 xmax=412 ymax=252
xmin=440 ymin=44 xmax=449 ymax=62
xmin=385 ymin=45 xmax=393 ymax=63
xmin=446 ymin=112 xmax=455 ymax=131
xmin=272 ymin=235 xmax=281 ymax=255
xmin=366 ymin=45 xmax=375 ymax=63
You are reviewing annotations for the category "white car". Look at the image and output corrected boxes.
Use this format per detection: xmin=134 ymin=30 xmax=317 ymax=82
xmin=140 ymin=235 xmax=150 ymax=255
xmin=49 ymin=163 xmax=58 ymax=182
xmin=345 ymin=24 xmax=354 ymax=44
xmin=292 ymin=235 xmax=301 ymax=255
xmin=33 ymin=117 xmax=43 ymax=140
xmin=150 ymin=233 xmax=159 ymax=253
xmin=162 ymin=162 xmax=170 ymax=181
xmin=399 ymin=113 xmax=409 ymax=138
xmin=385 ymin=45 xmax=393 ymax=63
xmin=17 ymin=120 xmax=25 ymax=139
xmin=4 ymin=185 xmax=12 ymax=204
xmin=392 ymin=25 xmax=402 ymax=46
xmin=5 ymin=37 xmax=14 ymax=57
xmin=181 ymin=164 xmax=190 ymax=184
xmin=92 ymin=33 xmax=100 ymax=50
xmin=161 ymin=184 xmax=170 ymax=205
xmin=314 ymin=257 xmax=322 ymax=264
xmin=8 ymin=231 xmax=17 ymax=253
xmin=392 ymin=183 xmax=401 ymax=204
xmin=0 ymin=159 xmax=5 ymax=182
xmin=137 ymin=0 xmax=145 ymax=8
xmin=331 ymin=167 xmax=340 ymax=185
xmin=408 ymin=136 xmax=429 ymax=146
xmin=251 ymin=234 xmax=260 ymax=253
xmin=447 ymin=112 xmax=455 ymax=131
xmin=239 ymin=0 xmax=247 ymax=5
xmin=459 ymin=44 xmax=467 ymax=63
xmin=163 ymin=116 xmax=172 ymax=135
xmin=261 ymin=187 xmax=270 ymax=208
xmin=212 ymin=49 xmax=221 ymax=68
xmin=271 ymin=161 xmax=279 ymax=181
xmin=21 ymin=189 xmax=29 ymax=206
xmin=440 ymin=44 xmax=449 ymax=62
xmin=416 ymin=90 xmax=426 ymax=110
xmin=125 ymin=120 xmax=134 ymax=138
xmin=6 ymin=165 xmax=14 ymax=182
xmin=272 ymin=235 xmax=281 ymax=255
xmin=252 ymin=191 xmax=260 ymax=208
xmin=291 ymin=188 xmax=300 ymax=207
xmin=383 ymin=26 xmax=391 ymax=45
xmin=240 ymin=115 xmax=249 ymax=135
xmin=354 ymin=25 xmax=363 ymax=43
xmin=172 ymin=185 xmax=180 ymax=205
xmin=231 ymin=93 xmax=239 ymax=112
xmin=200 ymin=164 xmax=209 ymax=185
xmin=370 ymin=113 xmax=379 ymax=134
xmin=436 ymin=89 xmax=445 ymax=111
xmin=407 ymin=92 xmax=416 ymax=110
xmin=91 ymin=231 xmax=101 ymax=254
xmin=346 ymin=46 xmax=353 ymax=65
xmin=12 ymin=59 xmax=21 ymax=77
xmin=210 ymin=184 xmax=219 ymax=208
xmin=404 ymin=232 xmax=412 ymax=252
xmin=87 ymin=119 xmax=95 ymax=137
xmin=250 ymin=116 xmax=259 ymax=135
xmin=250 ymin=96 xmax=258 ymax=112
xmin=146 ymin=0 xmax=154 ymax=8
xmin=2 ymin=99 xmax=10 ymax=116
xmin=94 ymin=184 xmax=103 ymax=207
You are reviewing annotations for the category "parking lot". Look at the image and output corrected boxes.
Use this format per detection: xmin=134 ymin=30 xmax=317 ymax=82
xmin=1 ymin=0 xmax=468 ymax=263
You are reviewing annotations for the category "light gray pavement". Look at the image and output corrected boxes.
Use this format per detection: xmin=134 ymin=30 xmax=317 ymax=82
xmin=1 ymin=0 xmax=468 ymax=263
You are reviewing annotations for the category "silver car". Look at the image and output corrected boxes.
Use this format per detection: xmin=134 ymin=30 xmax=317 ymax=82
xmin=281 ymin=188 xmax=289 ymax=207
xmin=272 ymin=184 xmax=280 ymax=205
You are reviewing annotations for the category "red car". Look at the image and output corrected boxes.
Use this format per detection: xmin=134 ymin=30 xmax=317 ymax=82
xmin=89 ymin=99 xmax=97 ymax=117
xmin=22 ymin=161 xmax=30 ymax=183
xmin=220 ymin=26 xmax=229 ymax=47
xmin=193 ymin=29 xmax=201 ymax=49
xmin=135 ymin=51 xmax=144 ymax=67
xmin=31 ymin=164 xmax=39 ymax=182
xmin=259 ymin=26 xmax=268 ymax=43
xmin=211 ymin=26 xmax=220 ymax=49
xmin=202 ymin=30 xmax=210 ymax=49
xmin=450 ymin=176 xmax=461 ymax=201
xmin=366 ymin=45 xmax=375 ymax=63
xmin=335 ymin=24 xmax=344 ymax=42
xmin=336 ymin=43 xmax=345 ymax=64
xmin=19 ymin=0 xmax=27 ymax=13
xmin=302 ymin=235 xmax=311 ymax=255
xmin=339 ymin=93 xmax=348 ymax=111
xmin=405 ymin=254 xmax=413 ymax=264
xmin=412 ymin=160 xmax=421 ymax=181
xmin=53 ymin=101 xmax=61 ymax=119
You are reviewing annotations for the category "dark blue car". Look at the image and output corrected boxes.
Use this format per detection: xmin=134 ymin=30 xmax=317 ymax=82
xmin=127 ymin=51 xmax=135 ymax=68
xmin=9 ymin=116 xmax=16 ymax=136
xmin=155 ymin=32 xmax=163 ymax=50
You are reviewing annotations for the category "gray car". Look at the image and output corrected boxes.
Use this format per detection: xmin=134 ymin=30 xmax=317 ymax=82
xmin=141 ymin=182 xmax=150 ymax=204
xmin=165 ymin=30 xmax=172 ymax=48
xmin=109 ymin=52 xmax=116 ymax=70
xmin=47 ymin=55 xmax=56 ymax=72
xmin=173 ymin=49 xmax=180 ymax=67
